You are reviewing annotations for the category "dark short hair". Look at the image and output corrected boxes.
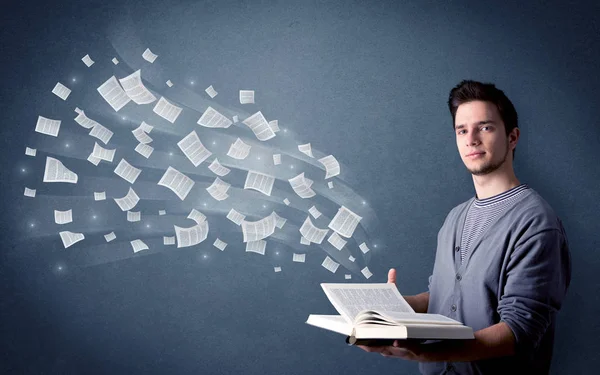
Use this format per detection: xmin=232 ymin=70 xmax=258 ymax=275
xmin=448 ymin=80 xmax=519 ymax=160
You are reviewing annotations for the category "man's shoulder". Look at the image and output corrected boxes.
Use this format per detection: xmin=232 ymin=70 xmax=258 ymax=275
xmin=509 ymin=188 xmax=565 ymax=231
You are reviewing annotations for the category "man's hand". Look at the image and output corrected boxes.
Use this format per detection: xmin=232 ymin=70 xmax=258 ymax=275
xmin=356 ymin=339 xmax=426 ymax=361
xmin=388 ymin=268 xmax=396 ymax=284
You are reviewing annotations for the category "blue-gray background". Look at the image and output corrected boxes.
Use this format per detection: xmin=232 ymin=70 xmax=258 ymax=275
xmin=1 ymin=0 xmax=598 ymax=374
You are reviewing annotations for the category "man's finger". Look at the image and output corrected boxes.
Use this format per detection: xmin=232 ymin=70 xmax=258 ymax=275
xmin=388 ymin=268 xmax=396 ymax=284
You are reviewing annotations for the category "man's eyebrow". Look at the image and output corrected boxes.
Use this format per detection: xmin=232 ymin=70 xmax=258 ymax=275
xmin=454 ymin=120 xmax=495 ymax=130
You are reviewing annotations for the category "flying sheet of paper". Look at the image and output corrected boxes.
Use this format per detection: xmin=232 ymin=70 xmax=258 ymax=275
xmin=158 ymin=210 xmax=166 ymax=216
xmin=327 ymin=231 xmax=347 ymax=250
xmin=94 ymin=191 xmax=106 ymax=201
xmin=321 ymin=256 xmax=340 ymax=273
xmin=97 ymin=76 xmax=131 ymax=112
xmin=25 ymin=147 xmax=36 ymax=157
xmin=142 ymin=48 xmax=158 ymax=63
xmin=300 ymin=236 xmax=311 ymax=245
xmin=308 ymin=205 xmax=322 ymax=219
xmin=89 ymin=123 xmax=114 ymax=145
xmin=35 ymin=116 xmax=61 ymax=137
xmin=345 ymin=274 xmax=352 ymax=280
xmin=24 ymin=187 xmax=36 ymax=198
xmin=114 ymin=159 xmax=141 ymax=184
xmin=318 ymin=155 xmax=341 ymax=179
xmin=283 ymin=198 xmax=290 ymax=206
xmin=104 ymin=232 xmax=116 ymax=242
xmin=59 ymin=231 xmax=85 ymax=248
xmin=328 ymin=206 xmax=362 ymax=238
xmin=175 ymin=221 xmax=209 ymax=248
xmin=349 ymin=255 xmax=356 ymax=262
xmin=206 ymin=177 xmax=230 ymax=201
xmin=138 ymin=121 xmax=153 ymax=133
xmin=119 ymin=69 xmax=157 ymax=104
xmin=81 ymin=54 xmax=94 ymax=67
xmin=112 ymin=57 xmax=119 ymax=65
xmin=273 ymin=154 xmax=281 ymax=165
xmin=328 ymin=181 xmax=334 ymax=189
xmin=187 ymin=209 xmax=206 ymax=225
xmin=299 ymin=216 xmax=329 ymax=244
xmin=177 ymin=131 xmax=212 ymax=167
xmin=232 ymin=115 xmax=239 ymax=123
xmin=213 ymin=238 xmax=227 ymax=251
xmin=239 ymin=90 xmax=255 ymax=104
xmin=361 ymin=267 xmax=373 ymax=279
xmin=43 ymin=157 xmax=78 ymax=183
xmin=268 ymin=120 xmax=280 ymax=132
xmin=132 ymin=127 xmax=153 ymax=144
xmin=158 ymin=166 xmax=195 ymax=201
xmin=359 ymin=242 xmax=370 ymax=254
xmin=227 ymin=138 xmax=251 ymax=160
xmin=153 ymin=97 xmax=182 ymax=123
xmin=288 ymin=173 xmax=316 ymax=198
xmin=88 ymin=153 xmax=101 ymax=166
xmin=205 ymin=85 xmax=218 ymax=98
xmin=92 ymin=142 xmax=116 ymax=162
xmin=131 ymin=239 xmax=149 ymax=252
xmin=197 ymin=106 xmax=232 ymax=128
xmin=163 ymin=236 xmax=176 ymax=245
xmin=75 ymin=111 xmax=101 ymax=129
xmin=241 ymin=213 xmax=277 ymax=242
xmin=271 ymin=211 xmax=287 ymax=229
xmin=243 ymin=170 xmax=275 ymax=196
xmin=114 ymin=187 xmax=140 ymax=211
xmin=127 ymin=211 xmax=141 ymax=222
xmin=52 ymin=82 xmax=71 ymax=100
xmin=166 ymin=80 xmax=173 ymax=87
xmin=54 ymin=209 xmax=73 ymax=225
xmin=208 ymin=158 xmax=231 ymax=177
xmin=274 ymin=267 xmax=282 ymax=273
xmin=292 ymin=253 xmax=306 ymax=263
xmin=245 ymin=240 xmax=266 ymax=255
xmin=226 ymin=208 xmax=245 ymax=226
xmin=242 ymin=111 xmax=276 ymax=141
xmin=298 ymin=143 xmax=314 ymax=158
xmin=135 ymin=143 xmax=154 ymax=159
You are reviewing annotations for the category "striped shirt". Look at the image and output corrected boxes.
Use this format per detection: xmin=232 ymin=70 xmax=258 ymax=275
xmin=461 ymin=184 xmax=530 ymax=264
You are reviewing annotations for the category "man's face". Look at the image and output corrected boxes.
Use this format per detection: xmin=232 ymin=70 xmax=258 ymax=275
xmin=454 ymin=101 xmax=514 ymax=176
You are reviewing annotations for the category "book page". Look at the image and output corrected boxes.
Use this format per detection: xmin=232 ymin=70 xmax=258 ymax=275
xmin=89 ymin=123 xmax=114 ymax=145
xmin=114 ymin=187 xmax=140 ymax=211
xmin=52 ymin=82 xmax=71 ymax=100
xmin=197 ymin=106 xmax=232 ymax=128
xmin=35 ymin=116 xmax=61 ymax=137
xmin=318 ymin=155 xmax=341 ymax=179
xmin=177 ymin=131 xmax=212 ymax=167
xmin=320 ymin=283 xmax=415 ymax=324
xmin=142 ymin=48 xmax=158 ymax=63
xmin=208 ymin=158 xmax=231 ymax=177
xmin=328 ymin=206 xmax=362 ymax=238
xmin=43 ymin=157 xmax=78 ymax=183
xmin=158 ymin=166 xmax=195 ymax=201
xmin=153 ymin=97 xmax=182 ymax=123
xmin=243 ymin=170 xmax=275 ymax=196
xmin=227 ymin=138 xmax=251 ymax=160
xmin=97 ymin=76 xmax=131 ymax=112
xmin=119 ymin=69 xmax=157 ymax=104
xmin=242 ymin=111 xmax=276 ymax=141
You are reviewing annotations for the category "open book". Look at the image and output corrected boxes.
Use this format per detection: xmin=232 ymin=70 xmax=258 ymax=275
xmin=305 ymin=283 xmax=474 ymax=345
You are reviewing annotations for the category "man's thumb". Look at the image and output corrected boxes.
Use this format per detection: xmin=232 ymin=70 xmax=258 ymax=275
xmin=388 ymin=268 xmax=397 ymax=284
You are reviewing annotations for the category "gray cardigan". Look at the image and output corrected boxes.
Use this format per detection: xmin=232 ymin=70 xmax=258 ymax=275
xmin=419 ymin=187 xmax=572 ymax=375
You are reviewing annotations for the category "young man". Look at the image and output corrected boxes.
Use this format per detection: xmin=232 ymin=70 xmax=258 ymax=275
xmin=358 ymin=80 xmax=572 ymax=374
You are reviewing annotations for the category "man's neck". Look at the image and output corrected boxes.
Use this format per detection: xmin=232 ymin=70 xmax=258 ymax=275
xmin=472 ymin=174 xmax=521 ymax=200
